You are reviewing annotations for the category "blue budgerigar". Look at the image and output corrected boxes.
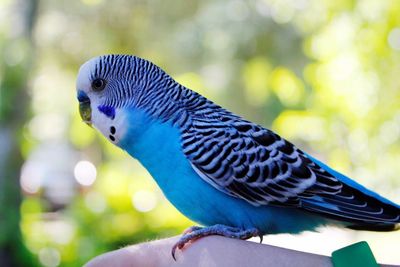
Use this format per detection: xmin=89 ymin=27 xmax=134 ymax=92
xmin=76 ymin=55 xmax=400 ymax=258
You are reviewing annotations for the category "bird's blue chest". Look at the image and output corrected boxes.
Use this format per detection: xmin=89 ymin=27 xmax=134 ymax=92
xmin=117 ymin=109 xmax=230 ymax=226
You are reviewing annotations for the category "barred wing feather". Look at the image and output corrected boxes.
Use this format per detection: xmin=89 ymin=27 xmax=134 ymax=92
xmin=181 ymin=117 xmax=342 ymax=207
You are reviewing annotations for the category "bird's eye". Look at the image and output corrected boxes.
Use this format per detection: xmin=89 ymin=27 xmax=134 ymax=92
xmin=91 ymin=78 xmax=106 ymax=91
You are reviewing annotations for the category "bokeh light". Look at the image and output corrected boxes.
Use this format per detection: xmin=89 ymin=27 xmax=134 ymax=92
xmin=38 ymin=247 xmax=61 ymax=267
xmin=20 ymin=162 xmax=44 ymax=194
xmin=388 ymin=28 xmax=400 ymax=50
xmin=74 ymin=160 xmax=97 ymax=186
xmin=84 ymin=191 xmax=107 ymax=214
xmin=131 ymin=190 xmax=158 ymax=213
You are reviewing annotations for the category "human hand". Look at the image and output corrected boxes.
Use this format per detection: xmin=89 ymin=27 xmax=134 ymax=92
xmin=84 ymin=235 xmax=337 ymax=267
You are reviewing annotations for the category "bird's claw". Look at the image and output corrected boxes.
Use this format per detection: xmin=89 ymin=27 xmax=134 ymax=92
xmin=171 ymin=224 xmax=261 ymax=260
xmin=171 ymin=242 xmax=185 ymax=261
xmin=171 ymin=228 xmax=202 ymax=261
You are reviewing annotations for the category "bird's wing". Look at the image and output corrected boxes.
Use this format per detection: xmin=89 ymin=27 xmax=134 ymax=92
xmin=181 ymin=116 xmax=400 ymax=225
xmin=181 ymin=117 xmax=341 ymax=206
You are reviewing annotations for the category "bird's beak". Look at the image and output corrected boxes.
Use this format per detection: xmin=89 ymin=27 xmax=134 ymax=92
xmin=77 ymin=90 xmax=92 ymax=127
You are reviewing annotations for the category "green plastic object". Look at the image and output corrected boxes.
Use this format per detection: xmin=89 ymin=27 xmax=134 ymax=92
xmin=331 ymin=241 xmax=378 ymax=267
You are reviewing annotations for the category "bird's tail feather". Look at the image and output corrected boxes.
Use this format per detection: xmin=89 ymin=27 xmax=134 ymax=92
xmin=303 ymin=154 xmax=400 ymax=231
xmin=347 ymin=223 xmax=400 ymax=232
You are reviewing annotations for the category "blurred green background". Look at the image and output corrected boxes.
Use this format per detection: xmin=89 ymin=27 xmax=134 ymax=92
xmin=1 ymin=0 xmax=400 ymax=266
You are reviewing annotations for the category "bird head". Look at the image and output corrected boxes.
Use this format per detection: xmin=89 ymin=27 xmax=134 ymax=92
xmin=76 ymin=54 xmax=173 ymax=145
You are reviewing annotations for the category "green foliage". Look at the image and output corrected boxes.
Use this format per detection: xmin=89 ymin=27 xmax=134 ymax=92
xmin=1 ymin=0 xmax=400 ymax=266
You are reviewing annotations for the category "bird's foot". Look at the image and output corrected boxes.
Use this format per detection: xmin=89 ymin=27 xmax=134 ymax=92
xmin=182 ymin=225 xmax=203 ymax=235
xmin=172 ymin=224 xmax=261 ymax=260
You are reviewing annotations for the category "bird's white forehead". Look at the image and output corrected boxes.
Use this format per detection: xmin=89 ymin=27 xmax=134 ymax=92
xmin=76 ymin=57 xmax=100 ymax=92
